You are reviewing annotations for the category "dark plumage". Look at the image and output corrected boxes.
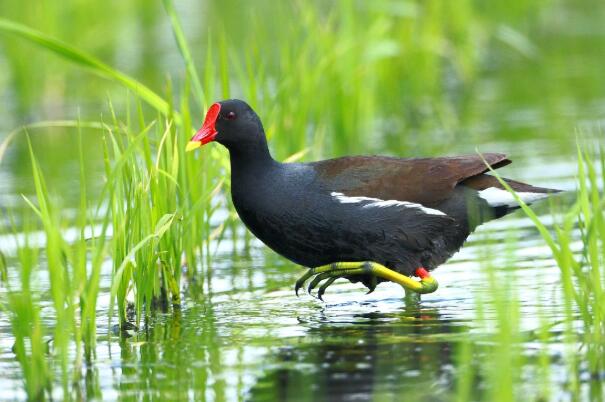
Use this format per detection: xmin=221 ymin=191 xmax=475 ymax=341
xmin=188 ymin=99 xmax=560 ymax=291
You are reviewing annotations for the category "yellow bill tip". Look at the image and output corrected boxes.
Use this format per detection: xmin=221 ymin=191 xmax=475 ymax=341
xmin=186 ymin=141 xmax=201 ymax=152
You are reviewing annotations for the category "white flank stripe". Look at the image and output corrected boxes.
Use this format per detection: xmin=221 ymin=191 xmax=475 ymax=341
xmin=330 ymin=192 xmax=446 ymax=216
xmin=478 ymin=187 xmax=549 ymax=207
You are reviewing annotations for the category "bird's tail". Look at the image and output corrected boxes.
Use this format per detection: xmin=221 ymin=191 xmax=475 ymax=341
xmin=462 ymin=174 xmax=562 ymax=217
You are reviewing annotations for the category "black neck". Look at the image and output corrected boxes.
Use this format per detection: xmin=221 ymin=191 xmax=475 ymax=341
xmin=228 ymin=138 xmax=277 ymax=175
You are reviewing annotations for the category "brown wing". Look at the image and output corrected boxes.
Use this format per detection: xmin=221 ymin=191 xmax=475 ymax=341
xmin=312 ymin=153 xmax=512 ymax=206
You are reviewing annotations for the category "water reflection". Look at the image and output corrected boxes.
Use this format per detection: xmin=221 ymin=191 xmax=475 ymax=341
xmin=105 ymin=284 xmax=473 ymax=402
xmin=109 ymin=304 xmax=226 ymax=401
xmin=248 ymin=306 xmax=468 ymax=402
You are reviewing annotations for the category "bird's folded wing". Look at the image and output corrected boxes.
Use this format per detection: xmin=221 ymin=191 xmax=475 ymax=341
xmin=313 ymin=153 xmax=511 ymax=206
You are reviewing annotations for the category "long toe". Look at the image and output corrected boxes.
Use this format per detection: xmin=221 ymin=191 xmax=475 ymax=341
xmin=307 ymin=272 xmax=336 ymax=296
xmin=295 ymin=268 xmax=315 ymax=296
xmin=317 ymin=277 xmax=338 ymax=301
xmin=364 ymin=275 xmax=378 ymax=294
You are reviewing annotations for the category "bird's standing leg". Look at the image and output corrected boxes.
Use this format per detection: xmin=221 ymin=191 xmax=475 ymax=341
xmin=295 ymin=262 xmax=438 ymax=300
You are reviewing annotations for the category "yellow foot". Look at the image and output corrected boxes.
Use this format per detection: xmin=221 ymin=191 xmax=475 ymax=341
xmin=295 ymin=262 xmax=438 ymax=300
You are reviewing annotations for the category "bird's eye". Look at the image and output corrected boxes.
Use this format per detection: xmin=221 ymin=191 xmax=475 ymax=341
xmin=226 ymin=111 xmax=237 ymax=120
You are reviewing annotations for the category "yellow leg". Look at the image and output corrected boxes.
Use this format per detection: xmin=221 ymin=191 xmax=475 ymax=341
xmin=295 ymin=261 xmax=438 ymax=300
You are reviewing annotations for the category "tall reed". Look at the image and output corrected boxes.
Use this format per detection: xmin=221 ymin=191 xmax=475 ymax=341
xmin=483 ymin=145 xmax=605 ymax=394
xmin=0 ymin=219 xmax=50 ymax=401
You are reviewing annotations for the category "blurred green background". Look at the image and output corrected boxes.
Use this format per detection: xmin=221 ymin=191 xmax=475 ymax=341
xmin=2 ymin=0 xmax=604 ymax=157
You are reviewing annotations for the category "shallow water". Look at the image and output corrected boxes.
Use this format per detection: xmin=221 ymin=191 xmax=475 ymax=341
xmin=1 ymin=0 xmax=605 ymax=401
xmin=0 ymin=153 xmax=591 ymax=401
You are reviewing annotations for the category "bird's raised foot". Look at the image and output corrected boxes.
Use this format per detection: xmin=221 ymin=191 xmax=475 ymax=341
xmin=294 ymin=262 xmax=439 ymax=300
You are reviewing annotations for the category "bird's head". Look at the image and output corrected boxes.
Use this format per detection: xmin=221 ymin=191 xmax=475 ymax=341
xmin=186 ymin=99 xmax=265 ymax=152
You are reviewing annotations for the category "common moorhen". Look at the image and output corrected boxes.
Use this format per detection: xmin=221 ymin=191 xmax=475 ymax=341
xmin=186 ymin=99 xmax=560 ymax=299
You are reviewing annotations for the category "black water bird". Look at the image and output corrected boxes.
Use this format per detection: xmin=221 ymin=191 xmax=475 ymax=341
xmin=186 ymin=99 xmax=560 ymax=299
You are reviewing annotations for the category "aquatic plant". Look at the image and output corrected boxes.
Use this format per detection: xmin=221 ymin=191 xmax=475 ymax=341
xmin=0 ymin=223 xmax=50 ymax=401
xmin=1 ymin=0 xmax=233 ymax=328
xmin=468 ymin=145 xmax=605 ymax=399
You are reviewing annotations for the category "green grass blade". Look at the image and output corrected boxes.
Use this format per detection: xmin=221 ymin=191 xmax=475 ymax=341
xmin=108 ymin=213 xmax=176 ymax=323
xmin=1 ymin=120 xmax=115 ymax=164
xmin=161 ymin=0 xmax=205 ymax=108
xmin=0 ymin=18 xmax=180 ymax=125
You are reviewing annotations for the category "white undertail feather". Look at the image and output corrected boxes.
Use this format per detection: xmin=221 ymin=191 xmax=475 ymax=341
xmin=478 ymin=187 xmax=549 ymax=208
xmin=330 ymin=192 xmax=446 ymax=216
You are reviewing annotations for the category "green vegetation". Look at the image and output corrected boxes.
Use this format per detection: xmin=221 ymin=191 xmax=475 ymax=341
xmin=487 ymin=146 xmax=605 ymax=378
xmin=448 ymin=147 xmax=605 ymax=401
xmin=1 ymin=224 xmax=49 ymax=400
xmin=0 ymin=0 xmax=604 ymax=400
